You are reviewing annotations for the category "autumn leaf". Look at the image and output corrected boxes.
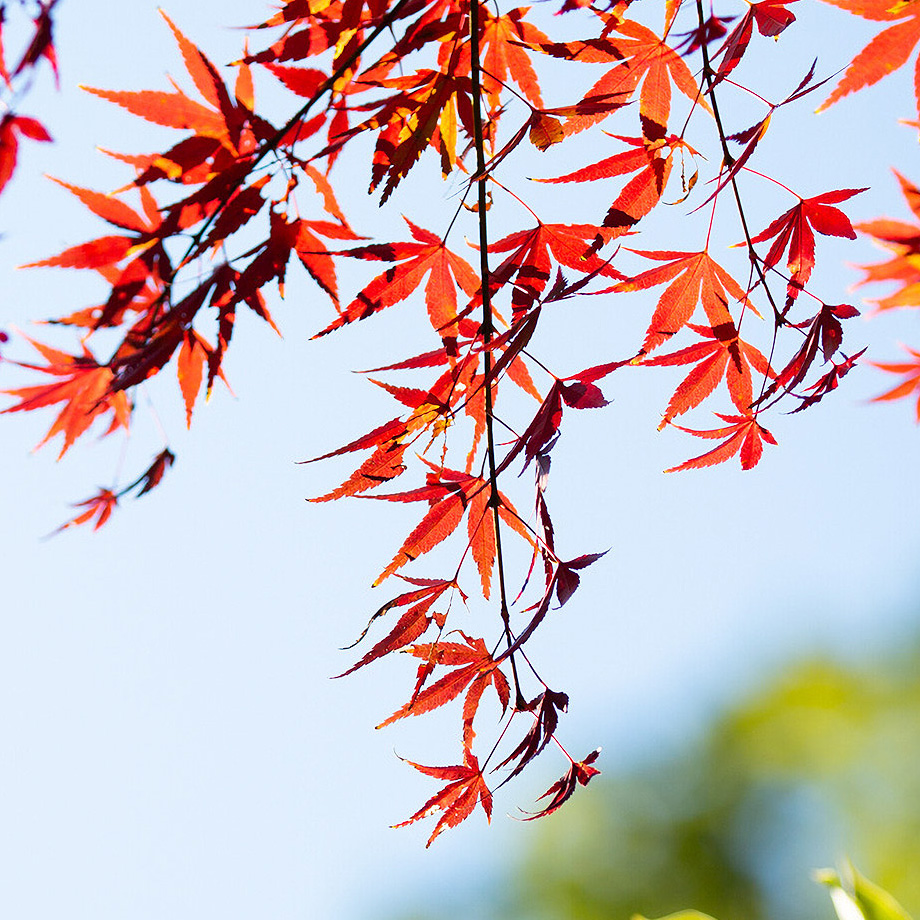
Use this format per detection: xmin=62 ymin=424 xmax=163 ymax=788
xmin=51 ymin=488 xmax=119 ymax=534
xmin=854 ymin=171 xmax=920 ymax=311
xmin=754 ymin=302 xmax=860 ymax=406
xmin=2 ymin=337 xmax=130 ymax=458
xmin=527 ymin=18 xmax=702 ymax=139
xmin=0 ymin=113 xmax=52 ymax=195
xmin=818 ymin=0 xmax=920 ymax=112
xmin=121 ymin=448 xmax=176 ymax=498
xmin=535 ymin=135 xmax=691 ymax=243
xmin=611 ymin=250 xmax=746 ymax=353
xmin=176 ymin=332 xmax=208 ymax=427
xmin=487 ymin=221 xmax=624 ymax=318
xmin=666 ymin=413 xmax=777 ymax=472
xmin=394 ymin=751 xmax=492 ymax=846
xmin=521 ymin=748 xmax=601 ymax=820
xmin=495 ymin=689 xmax=569 ymax=782
xmin=336 ymin=579 xmax=452 ymax=677
xmin=869 ymin=344 xmax=920 ymax=419
xmin=712 ymin=0 xmax=798 ymax=83
xmin=478 ymin=7 xmax=550 ymax=109
xmin=790 ymin=347 xmax=865 ymax=412
xmin=314 ymin=218 xmax=479 ymax=339
xmin=749 ymin=187 xmax=867 ymax=302
xmin=377 ymin=634 xmax=507 ymax=732
xmin=643 ymin=323 xmax=774 ymax=425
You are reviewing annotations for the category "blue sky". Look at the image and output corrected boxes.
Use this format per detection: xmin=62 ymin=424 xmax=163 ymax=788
xmin=2 ymin=1 xmax=920 ymax=917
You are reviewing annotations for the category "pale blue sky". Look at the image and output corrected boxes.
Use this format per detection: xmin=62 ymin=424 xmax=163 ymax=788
xmin=2 ymin=2 xmax=920 ymax=918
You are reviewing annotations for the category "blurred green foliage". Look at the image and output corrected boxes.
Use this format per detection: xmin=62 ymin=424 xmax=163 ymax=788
xmin=395 ymin=643 xmax=920 ymax=920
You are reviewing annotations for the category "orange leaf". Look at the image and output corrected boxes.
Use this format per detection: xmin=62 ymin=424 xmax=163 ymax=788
xmin=177 ymin=333 xmax=207 ymax=428
xmin=394 ymin=752 xmax=492 ymax=846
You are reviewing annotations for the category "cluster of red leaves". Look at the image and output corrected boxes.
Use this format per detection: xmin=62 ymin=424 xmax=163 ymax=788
xmin=0 ymin=0 xmax=899 ymax=840
xmin=855 ymin=172 xmax=920 ymax=418
xmin=0 ymin=0 xmax=57 ymax=196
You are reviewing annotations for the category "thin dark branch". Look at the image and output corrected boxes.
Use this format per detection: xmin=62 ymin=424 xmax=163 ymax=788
xmin=469 ymin=0 xmax=525 ymax=710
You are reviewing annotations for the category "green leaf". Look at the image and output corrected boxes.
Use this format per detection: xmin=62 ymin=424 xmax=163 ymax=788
xmin=815 ymin=861 xmax=913 ymax=920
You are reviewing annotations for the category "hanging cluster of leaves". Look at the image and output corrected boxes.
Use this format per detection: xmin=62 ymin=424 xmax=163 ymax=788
xmin=1 ymin=0 xmax=913 ymax=841
xmin=0 ymin=0 xmax=56 ymax=200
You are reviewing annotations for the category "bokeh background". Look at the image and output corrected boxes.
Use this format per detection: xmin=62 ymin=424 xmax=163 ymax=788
xmin=2 ymin=2 xmax=919 ymax=918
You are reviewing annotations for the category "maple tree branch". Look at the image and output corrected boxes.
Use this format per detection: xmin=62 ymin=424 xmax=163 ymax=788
xmin=172 ymin=0 xmax=416 ymax=277
xmin=469 ymin=0 xmax=525 ymax=711
xmin=693 ymin=0 xmax=785 ymax=406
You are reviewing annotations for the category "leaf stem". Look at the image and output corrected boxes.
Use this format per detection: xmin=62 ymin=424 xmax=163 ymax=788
xmin=469 ymin=0 xmax=525 ymax=711
xmin=693 ymin=0 xmax=784 ymax=406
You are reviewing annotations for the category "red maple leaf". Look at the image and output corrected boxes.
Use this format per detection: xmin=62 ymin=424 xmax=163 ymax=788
xmin=487 ymin=221 xmax=625 ymax=318
xmin=818 ymin=0 xmax=920 ymax=113
xmin=536 ymin=135 xmax=695 ymax=242
xmin=611 ymin=249 xmax=746 ymax=353
xmin=854 ymin=171 xmax=920 ymax=311
xmin=394 ymin=751 xmax=492 ymax=846
xmin=666 ymin=412 xmax=777 ymax=472
xmin=495 ymin=689 xmax=569 ymax=782
xmin=528 ymin=17 xmax=702 ymax=139
xmin=52 ymin=488 xmax=119 ymax=534
xmin=377 ymin=633 xmax=509 ymax=742
xmin=870 ymin=345 xmax=920 ymax=419
xmin=2 ymin=338 xmax=130 ymax=458
xmin=0 ymin=113 xmax=52 ymax=195
xmin=754 ymin=302 xmax=860 ymax=406
xmin=314 ymin=218 xmax=479 ymax=339
xmin=521 ymin=748 xmax=601 ymax=821
xmin=713 ymin=0 xmax=798 ymax=82
xmin=749 ymin=187 xmax=867 ymax=302
xmin=336 ymin=578 xmax=453 ymax=677
xmin=643 ymin=322 xmax=774 ymax=425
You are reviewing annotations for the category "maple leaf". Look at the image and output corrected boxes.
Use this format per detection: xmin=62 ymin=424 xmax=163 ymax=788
xmin=555 ymin=551 xmax=609 ymax=606
xmin=52 ymin=488 xmax=119 ymax=534
xmin=120 ymin=448 xmax=176 ymax=498
xmin=497 ymin=551 xmax=607 ymax=662
xmin=334 ymin=48 xmax=471 ymax=203
xmin=749 ymin=187 xmax=867 ymax=303
xmin=476 ymin=7 xmax=550 ymax=109
xmin=369 ymin=464 xmax=531 ymax=586
xmin=674 ymin=13 xmax=734 ymax=57
xmin=527 ymin=17 xmax=702 ymax=140
xmin=754 ymin=302 xmax=860 ymax=406
xmin=82 ymin=13 xmax=256 ymax=156
xmin=176 ymin=331 xmax=209 ymax=427
xmin=10 ymin=0 xmax=58 ymax=84
xmin=20 ymin=180 xmax=163 ymax=277
xmin=336 ymin=579 xmax=453 ymax=676
xmin=870 ymin=345 xmax=920 ymax=419
xmin=495 ymin=689 xmax=569 ymax=782
xmin=496 ymin=377 xmax=609 ymax=476
xmin=666 ymin=413 xmax=777 ymax=472
xmin=535 ymin=135 xmax=694 ymax=244
xmin=521 ymin=748 xmax=601 ymax=821
xmin=643 ymin=323 xmax=774 ymax=426
xmin=611 ymin=249 xmax=746 ymax=353
xmin=377 ymin=634 xmax=508 ymax=738
xmin=818 ymin=0 xmax=920 ymax=113
xmin=712 ymin=1 xmax=798 ymax=83
xmin=790 ymin=348 xmax=865 ymax=412
xmin=487 ymin=221 xmax=625 ymax=318
xmin=854 ymin=171 xmax=920 ymax=311
xmin=394 ymin=751 xmax=492 ymax=846
xmin=0 ymin=113 xmax=52 ymax=195
xmin=2 ymin=338 xmax=130 ymax=458
xmin=314 ymin=219 xmax=479 ymax=339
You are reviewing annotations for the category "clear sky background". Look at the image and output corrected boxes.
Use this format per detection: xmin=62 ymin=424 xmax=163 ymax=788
xmin=2 ymin=1 xmax=920 ymax=918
